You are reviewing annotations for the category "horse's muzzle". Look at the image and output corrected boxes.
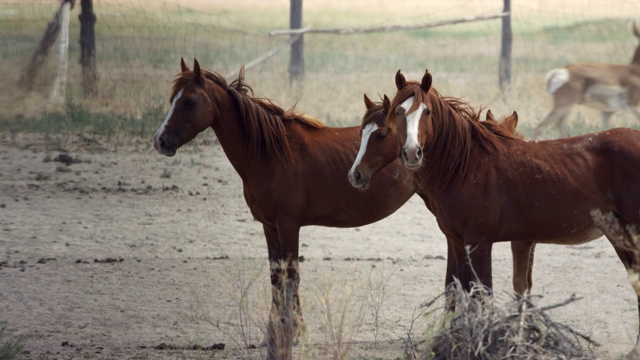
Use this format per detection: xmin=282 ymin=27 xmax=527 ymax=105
xmin=153 ymin=134 xmax=177 ymax=157
xmin=348 ymin=169 xmax=370 ymax=189
xmin=402 ymin=146 xmax=423 ymax=170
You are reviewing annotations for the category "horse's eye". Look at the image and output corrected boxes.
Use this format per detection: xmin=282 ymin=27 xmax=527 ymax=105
xmin=423 ymin=108 xmax=431 ymax=116
xmin=377 ymin=131 xmax=386 ymax=139
xmin=184 ymin=99 xmax=196 ymax=107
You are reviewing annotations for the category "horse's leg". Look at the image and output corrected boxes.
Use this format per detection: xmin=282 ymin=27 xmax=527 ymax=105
xmin=601 ymin=111 xmax=614 ymax=129
xmin=444 ymin=236 xmax=463 ymax=310
xmin=273 ymin=218 xmax=301 ymax=360
xmin=598 ymin=214 xmax=640 ymax=359
xmin=511 ymin=241 xmax=535 ymax=296
xmin=459 ymin=237 xmax=493 ymax=294
xmin=533 ymin=105 xmax=572 ymax=139
xmin=262 ymin=222 xmax=300 ymax=360
xmin=262 ymin=224 xmax=284 ymax=357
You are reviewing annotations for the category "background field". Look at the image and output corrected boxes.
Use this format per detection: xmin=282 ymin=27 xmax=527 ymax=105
xmin=2 ymin=1 xmax=640 ymax=359
xmin=2 ymin=0 xmax=640 ymax=135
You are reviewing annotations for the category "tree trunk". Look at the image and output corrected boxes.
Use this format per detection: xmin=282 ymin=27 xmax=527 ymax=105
xmin=79 ymin=0 xmax=98 ymax=97
xmin=20 ymin=0 xmax=74 ymax=91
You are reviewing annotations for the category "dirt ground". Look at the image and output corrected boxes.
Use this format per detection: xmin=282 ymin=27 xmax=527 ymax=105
xmin=0 ymin=133 xmax=638 ymax=359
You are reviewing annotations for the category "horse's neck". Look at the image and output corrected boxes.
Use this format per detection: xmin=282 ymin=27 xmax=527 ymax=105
xmin=210 ymin=95 xmax=254 ymax=179
xmin=421 ymin=112 xmax=472 ymax=192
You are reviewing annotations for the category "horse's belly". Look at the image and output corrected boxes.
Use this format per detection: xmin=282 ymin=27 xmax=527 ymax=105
xmin=534 ymin=226 xmax=603 ymax=245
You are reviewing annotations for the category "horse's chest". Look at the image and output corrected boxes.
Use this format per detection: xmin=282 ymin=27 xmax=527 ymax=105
xmin=242 ymin=185 xmax=273 ymax=224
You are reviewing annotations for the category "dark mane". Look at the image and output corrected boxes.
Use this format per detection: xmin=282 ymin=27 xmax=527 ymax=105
xmin=360 ymin=99 xmax=388 ymax=132
xmin=389 ymin=81 xmax=518 ymax=191
xmin=170 ymin=69 xmax=324 ymax=162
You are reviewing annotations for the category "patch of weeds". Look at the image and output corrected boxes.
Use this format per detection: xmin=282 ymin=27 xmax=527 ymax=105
xmin=0 ymin=321 xmax=25 ymax=360
xmin=43 ymin=154 xmax=52 ymax=163
xmin=55 ymin=166 xmax=71 ymax=173
xmin=160 ymin=169 xmax=172 ymax=179
xmin=35 ymin=172 xmax=50 ymax=181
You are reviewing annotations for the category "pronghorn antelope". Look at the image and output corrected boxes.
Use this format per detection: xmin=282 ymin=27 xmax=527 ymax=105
xmin=533 ymin=21 xmax=640 ymax=138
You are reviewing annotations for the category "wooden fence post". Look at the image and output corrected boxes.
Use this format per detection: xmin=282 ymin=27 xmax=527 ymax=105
xmin=499 ymin=0 xmax=512 ymax=91
xmin=79 ymin=0 xmax=98 ymax=97
xmin=289 ymin=0 xmax=304 ymax=83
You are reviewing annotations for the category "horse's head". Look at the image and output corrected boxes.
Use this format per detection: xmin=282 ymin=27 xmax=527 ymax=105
xmin=153 ymin=58 xmax=222 ymax=156
xmin=389 ymin=69 xmax=433 ymax=170
xmin=348 ymin=94 xmax=397 ymax=189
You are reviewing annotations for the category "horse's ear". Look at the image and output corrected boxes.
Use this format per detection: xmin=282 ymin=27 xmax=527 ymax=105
xmin=502 ymin=111 xmax=519 ymax=133
xmin=421 ymin=70 xmax=432 ymax=93
xmin=238 ymin=64 xmax=246 ymax=84
xmin=382 ymin=94 xmax=391 ymax=112
xmin=180 ymin=57 xmax=190 ymax=72
xmin=395 ymin=69 xmax=406 ymax=90
xmin=364 ymin=94 xmax=376 ymax=110
xmin=193 ymin=58 xmax=204 ymax=84
xmin=485 ymin=109 xmax=495 ymax=122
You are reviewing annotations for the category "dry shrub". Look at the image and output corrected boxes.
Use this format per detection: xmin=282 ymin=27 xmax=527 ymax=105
xmin=416 ymin=280 xmax=599 ymax=360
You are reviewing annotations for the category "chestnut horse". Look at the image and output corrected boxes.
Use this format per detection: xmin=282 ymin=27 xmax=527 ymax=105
xmin=153 ymin=59 xmax=421 ymax=359
xmin=351 ymin=92 xmax=537 ymax=298
xmin=348 ymin=69 xmax=640 ymax=358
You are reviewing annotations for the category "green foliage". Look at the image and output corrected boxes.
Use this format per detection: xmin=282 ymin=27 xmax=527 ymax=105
xmin=0 ymin=322 xmax=24 ymax=360
xmin=34 ymin=172 xmax=50 ymax=181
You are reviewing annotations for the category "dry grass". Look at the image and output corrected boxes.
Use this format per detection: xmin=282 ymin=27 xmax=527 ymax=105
xmin=3 ymin=0 xmax=640 ymax=136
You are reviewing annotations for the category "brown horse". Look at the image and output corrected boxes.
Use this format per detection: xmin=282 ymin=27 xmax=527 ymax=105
xmin=348 ymin=69 xmax=640 ymax=358
xmin=351 ymin=91 xmax=537 ymax=298
xmin=152 ymin=59 xmax=420 ymax=359
xmin=357 ymin=95 xmax=542 ymax=299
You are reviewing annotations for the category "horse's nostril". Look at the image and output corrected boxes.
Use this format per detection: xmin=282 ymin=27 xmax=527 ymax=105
xmin=402 ymin=149 xmax=408 ymax=160
xmin=354 ymin=170 xmax=362 ymax=181
xmin=159 ymin=137 xmax=166 ymax=148
xmin=417 ymin=147 xmax=423 ymax=157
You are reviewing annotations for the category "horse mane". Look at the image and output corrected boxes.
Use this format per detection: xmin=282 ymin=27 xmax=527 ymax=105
xmin=170 ymin=69 xmax=324 ymax=163
xmin=389 ymin=81 xmax=518 ymax=191
xmin=360 ymin=99 xmax=388 ymax=131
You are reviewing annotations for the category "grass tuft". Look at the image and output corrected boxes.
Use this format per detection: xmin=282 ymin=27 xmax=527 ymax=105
xmin=0 ymin=322 xmax=25 ymax=360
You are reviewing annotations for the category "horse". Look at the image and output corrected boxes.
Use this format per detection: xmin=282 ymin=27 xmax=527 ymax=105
xmin=351 ymin=92 xmax=538 ymax=298
xmin=348 ymin=68 xmax=640 ymax=358
xmin=152 ymin=58 xmax=421 ymax=359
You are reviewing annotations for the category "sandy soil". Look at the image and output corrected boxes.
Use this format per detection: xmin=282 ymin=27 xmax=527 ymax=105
xmin=0 ymin=133 xmax=638 ymax=359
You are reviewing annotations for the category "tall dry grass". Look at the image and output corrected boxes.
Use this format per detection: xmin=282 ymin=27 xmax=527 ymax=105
xmin=3 ymin=1 xmax=640 ymax=138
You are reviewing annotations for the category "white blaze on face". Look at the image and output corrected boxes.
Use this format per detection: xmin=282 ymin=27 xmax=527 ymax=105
xmin=154 ymin=88 xmax=184 ymax=140
xmin=401 ymin=96 xmax=425 ymax=151
xmin=349 ymin=122 xmax=379 ymax=173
